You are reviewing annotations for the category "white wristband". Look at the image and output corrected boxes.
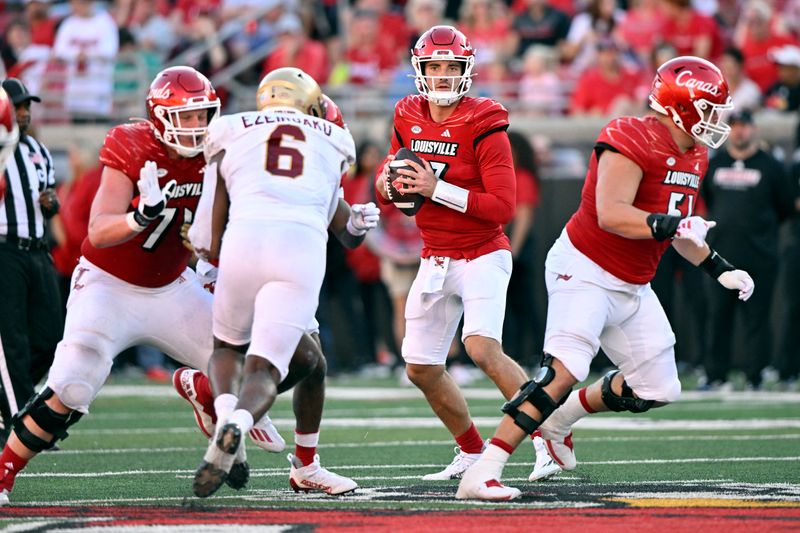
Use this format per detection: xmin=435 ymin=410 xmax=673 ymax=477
xmin=346 ymin=217 xmax=367 ymax=236
xmin=431 ymin=180 xmax=469 ymax=213
xmin=126 ymin=211 xmax=147 ymax=232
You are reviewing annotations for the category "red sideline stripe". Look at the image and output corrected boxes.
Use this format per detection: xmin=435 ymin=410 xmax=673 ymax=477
xmin=6 ymin=506 xmax=798 ymax=530
xmin=579 ymin=387 xmax=597 ymax=414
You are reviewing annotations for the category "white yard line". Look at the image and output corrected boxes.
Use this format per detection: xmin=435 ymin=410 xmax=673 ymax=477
xmin=99 ymin=385 xmax=800 ymax=403
xmin=73 ymin=417 xmax=800 ymax=433
xmin=48 ymin=433 xmax=800 ymax=456
xmin=18 ymin=456 xmax=800 ymax=479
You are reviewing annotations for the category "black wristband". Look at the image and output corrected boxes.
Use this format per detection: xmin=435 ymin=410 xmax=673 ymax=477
xmin=132 ymin=209 xmax=154 ymax=228
xmin=646 ymin=213 xmax=681 ymax=241
xmin=141 ymin=200 xmax=164 ymax=219
xmin=699 ymin=249 xmax=735 ymax=279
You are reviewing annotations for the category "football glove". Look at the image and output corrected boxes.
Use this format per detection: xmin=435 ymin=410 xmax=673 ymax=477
xmin=717 ymin=270 xmax=755 ymax=301
xmin=346 ymin=202 xmax=380 ymax=236
xmin=128 ymin=161 xmax=176 ymax=230
xmin=674 ymin=216 xmax=716 ymax=247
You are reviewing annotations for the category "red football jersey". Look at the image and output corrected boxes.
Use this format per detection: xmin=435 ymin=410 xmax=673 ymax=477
xmin=384 ymin=95 xmax=514 ymax=260
xmin=81 ymin=122 xmax=205 ymax=288
xmin=566 ymin=116 xmax=708 ymax=284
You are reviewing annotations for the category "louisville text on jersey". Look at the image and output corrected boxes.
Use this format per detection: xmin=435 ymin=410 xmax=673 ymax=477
xmin=169 ymin=182 xmax=203 ymax=199
xmin=240 ymin=113 xmax=333 ymax=137
xmin=410 ymin=139 xmax=459 ymax=157
xmin=662 ymin=170 xmax=700 ymax=189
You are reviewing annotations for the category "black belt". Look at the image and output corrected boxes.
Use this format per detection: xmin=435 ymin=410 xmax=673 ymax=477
xmin=0 ymin=235 xmax=48 ymax=251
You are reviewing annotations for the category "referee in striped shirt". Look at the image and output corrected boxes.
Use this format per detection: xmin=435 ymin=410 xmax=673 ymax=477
xmin=0 ymin=78 xmax=63 ymax=448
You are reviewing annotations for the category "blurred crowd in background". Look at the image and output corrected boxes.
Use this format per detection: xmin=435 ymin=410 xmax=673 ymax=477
xmin=1 ymin=0 xmax=800 ymax=121
xmin=1 ymin=0 xmax=798 ymax=390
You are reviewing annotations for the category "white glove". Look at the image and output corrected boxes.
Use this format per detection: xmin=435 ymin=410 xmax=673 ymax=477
xmin=674 ymin=216 xmax=716 ymax=247
xmin=346 ymin=201 xmax=380 ymax=236
xmin=718 ymin=270 xmax=755 ymax=301
xmin=127 ymin=160 xmax=176 ymax=231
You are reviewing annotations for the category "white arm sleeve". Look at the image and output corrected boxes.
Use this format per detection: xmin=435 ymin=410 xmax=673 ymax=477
xmin=203 ymin=117 xmax=230 ymax=162
xmin=188 ymin=160 xmax=218 ymax=252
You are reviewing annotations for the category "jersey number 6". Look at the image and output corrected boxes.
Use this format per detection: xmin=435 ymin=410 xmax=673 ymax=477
xmin=266 ymin=125 xmax=306 ymax=178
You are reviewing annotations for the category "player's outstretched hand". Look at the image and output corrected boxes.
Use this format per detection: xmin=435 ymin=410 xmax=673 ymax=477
xmin=718 ymin=269 xmax=755 ymax=301
xmin=347 ymin=202 xmax=380 ymax=236
xmin=674 ymin=216 xmax=716 ymax=247
xmin=136 ymin=161 xmax=176 ymax=221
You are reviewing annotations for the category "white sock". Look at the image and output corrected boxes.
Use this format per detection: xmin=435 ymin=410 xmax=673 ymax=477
xmin=541 ymin=390 xmax=590 ymax=437
xmin=294 ymin=431 xmax=320 ymax=448
xmin=227 ymin=409 xmax=255 ymax=433
xmin=474 ymin=444 xmax=510 ymax=481
xmin=214 ymin=393 xmax=238 ymax=425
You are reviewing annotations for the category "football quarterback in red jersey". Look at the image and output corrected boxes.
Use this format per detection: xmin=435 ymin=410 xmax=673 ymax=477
xmin=0 ymin=66 xmax=231 ymax=506
xmin=0 ymin=88 xmax=19 ymax=201
xmin=457 ymin=57 xmax=756 ymax=501
xmin=374 ymin=25 xmax=529 ymax=481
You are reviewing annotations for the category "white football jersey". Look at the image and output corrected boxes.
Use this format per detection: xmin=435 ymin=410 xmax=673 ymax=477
xmin=204 ymin=107 xmax=355 ymax=237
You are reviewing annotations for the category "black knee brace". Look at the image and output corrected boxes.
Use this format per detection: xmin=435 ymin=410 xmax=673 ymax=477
xmin=600 ymin=371 xmax=655 ymax=413
xmin=500 ymin=353 xmax=571 ymax=435
xmin=11 ymin=387 xmax=84 ymax=452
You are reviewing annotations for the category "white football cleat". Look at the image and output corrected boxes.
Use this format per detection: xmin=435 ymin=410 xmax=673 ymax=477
xmin=173 ymin=367 xmax=216 ymax=438
xmin=249 ymin=414 xmax=285 ymax=452
xmin=422 ymin=446 xmax=482 ymax=480
xmin=288 ymin=454 xmax=357 ymax=495
xmin=0 ymin=489 xmax=9 ymax=506
xmin=456 ymin=466 xmax=521 ymax=501
xmin=529 ymin=434 xmax=562 ymax=482
xmin=540 ymin=431 xmax=577 ymax=471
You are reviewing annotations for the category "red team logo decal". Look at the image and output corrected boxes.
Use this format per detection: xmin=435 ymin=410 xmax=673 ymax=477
xmin=72 ymin=267 xmax=89 ymax=290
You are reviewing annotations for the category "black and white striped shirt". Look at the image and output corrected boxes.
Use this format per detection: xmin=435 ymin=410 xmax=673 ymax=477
xmin=0 ymin=135 xmax=54 ymax=240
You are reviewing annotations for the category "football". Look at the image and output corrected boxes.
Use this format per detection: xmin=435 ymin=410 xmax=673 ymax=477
xmin=386 ymin=147 xmax=425 ymax=216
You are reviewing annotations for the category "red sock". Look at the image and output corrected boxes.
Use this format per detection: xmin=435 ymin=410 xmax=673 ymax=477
xmin=578 ymin=387 xmax=598 ymax=414
xmin=455 ymin=422 xmax=484 ymax=454
xmin=489 ymin=437 xmax=515 ymax=455
xmin=194 ymin=372 xmax=215 ymax=416
xmin=295 ymin=445 xmax=316 ymax=467
xmin=0 ymin=446 xmax=28 ymax=491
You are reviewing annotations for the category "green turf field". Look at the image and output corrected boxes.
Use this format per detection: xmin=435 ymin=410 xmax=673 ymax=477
xmin=3 ymin=373 xmax=799 ymax=529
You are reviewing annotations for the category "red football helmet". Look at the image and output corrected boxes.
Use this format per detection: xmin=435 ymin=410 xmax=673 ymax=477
xmin=0 ymin=87 xmax=19 ymax=199
xmin=146 ymin=66 xmax=220 ymax=157
xmin=648 ymin=56 xmax=733 ymax=149
xmin=321 ymin=94 xmax=345 ymax=129
xmin=411 ymin=25 xmax=476 ymax=106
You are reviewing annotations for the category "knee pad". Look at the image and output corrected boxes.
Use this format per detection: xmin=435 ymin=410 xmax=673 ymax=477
xmin=600 ymin=371 xmax=655 ymax=413
xmin=49 ymin=340 xmax=111 ymax=411
xmin=12 ymin=387 xmax=83 ymax=452
xmin=58 ymin=380 xmax=96 ymax=411
xmin=501 ymin=353 xmax=571 ymax=435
